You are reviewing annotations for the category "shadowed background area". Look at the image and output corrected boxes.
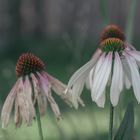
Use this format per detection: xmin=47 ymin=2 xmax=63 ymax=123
xmin=0 ymin=0 xmax=140 ymax=140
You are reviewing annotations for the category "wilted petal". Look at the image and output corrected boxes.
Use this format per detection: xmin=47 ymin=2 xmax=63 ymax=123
xmin=16 ymin=78 xmax=31 ymax=125
xmin=110 ymin=52 xmax=123 ymax=106
xmin=1 ymin=79 xmax=20 ymax=128
xmin=24 ymin=76 xmax=35 ymax=122
xmin=125 ymin=52 xmax=140 ymax=103
xmin=44 ymin=73 xmax=73 ymax=107
xmin=47 ymin=89 xmax=61 ymax=120
xmin=31 ymin=73 xmax=47 ymax=115
xmin=14 ymin=98 xmax=22 ymax=127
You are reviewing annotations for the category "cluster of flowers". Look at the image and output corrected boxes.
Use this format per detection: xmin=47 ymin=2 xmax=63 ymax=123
xmin=1 ymin=24 xmax=140 ymax=128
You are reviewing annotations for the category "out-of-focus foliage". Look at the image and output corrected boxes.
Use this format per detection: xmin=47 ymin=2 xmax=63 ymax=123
xmin=0 ymin=0 xmax=139 ymax=139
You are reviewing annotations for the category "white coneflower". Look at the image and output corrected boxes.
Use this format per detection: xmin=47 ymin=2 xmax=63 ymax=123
xmin=1 ymin=53 xmax=81 ymax=128
xmin=66 ymin=24 xmax=140 ymax=108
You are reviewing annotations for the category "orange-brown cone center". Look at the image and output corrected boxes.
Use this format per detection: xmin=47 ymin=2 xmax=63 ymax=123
xmin=16 ymin=53 xmax=45 ymax=77
xmin=100 ymin=24 xmax=125 ymax=42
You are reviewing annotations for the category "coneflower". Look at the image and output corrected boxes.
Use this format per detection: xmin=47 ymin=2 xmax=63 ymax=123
xmin=66 ymin=24 xmax=140 ymax=108
xmin=1 ymin=53 xmax=84 ymax=140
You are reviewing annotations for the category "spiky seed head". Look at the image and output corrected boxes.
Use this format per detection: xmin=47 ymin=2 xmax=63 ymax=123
xmin=16 ymin=53 xmax=45 ymax=77
xmin=100 ymin=38 xmax=125 ymax=53
xmin=100 ymin=24 xmax=125 ymax=42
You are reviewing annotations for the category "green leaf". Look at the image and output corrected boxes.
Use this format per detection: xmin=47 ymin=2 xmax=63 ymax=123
xmin=114 ymin=102 xmax=134 ymax=140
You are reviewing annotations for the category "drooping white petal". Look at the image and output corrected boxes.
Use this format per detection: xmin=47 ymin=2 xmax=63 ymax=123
xmin=125 ymin=52 xmax=140 ymax=103
xmin=96 ymin=91 xmax=105 ymax=108
xmin=88 ymin=68 xmax=94 ymax=89
xmin=91 ymin=53 xmax=106 ymax=100
xmin=68 ymin=73 xmax=86 ymax=109
xmin=91 ymin=52 xmax=112 ymax=102
xmin=126 ymin=50 xmax=140 ymax=61
xmin=110 ymin=52 xmax=123 ymax=106
xmin=122 ymin=58 xmax=132 ymax=84
xmin=67 ymin=49 xmax=102 ymax=90
xmin=1 ymin=79 xmax=20 ymax=128
xmin=125 ymin=42 xmax=136 ymax=51
xmin=124 ymin=74 xmax=131 ymax=89
xmin=65 ymin=49 xmax=102 ymax=109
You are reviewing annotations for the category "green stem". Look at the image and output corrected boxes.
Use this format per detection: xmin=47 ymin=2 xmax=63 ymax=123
xmin=29 ymin=77 xmax=44 ymax=140
xmin=109 ymin=102 xmax=114 ymax=140
xmin=125 ymin=0 xmax=137 ymax=43
xmin=35 ymin=103 xmax=44 ymax=140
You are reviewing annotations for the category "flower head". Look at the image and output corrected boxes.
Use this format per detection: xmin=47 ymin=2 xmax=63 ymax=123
xmin=1 ymin=53 xmax=83 ymax=128
xmin=66 ymin=24 xmax=140 ymax=108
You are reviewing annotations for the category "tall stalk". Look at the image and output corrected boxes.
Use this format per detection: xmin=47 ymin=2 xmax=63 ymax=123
xmin=125 ymin=0 xmax=137 ymax=43
xmin=109 ymin=102 xmax=114 ymax=140
xmin=30 ymin=78 xmax=44 ymax=140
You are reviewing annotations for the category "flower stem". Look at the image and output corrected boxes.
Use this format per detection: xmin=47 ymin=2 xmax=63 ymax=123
xmin=29 ymin=77 xmax=44 ymax=140
xmin=35 ymin=103 xmax=44 ymax=140
xmin=109 ymin=101 xmax=114 ymax=140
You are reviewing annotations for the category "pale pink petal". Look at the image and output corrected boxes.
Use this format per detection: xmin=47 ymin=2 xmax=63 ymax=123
xmin=31 ymin=73 xmax=47 ymax=115
xmin=96 ymin=91 xmax=105 ymax=108
xmin=125 ymin=42 xmax=136 ymax=51
xmin=91 ymin=53 xmax=106 ymax=100
xmin=66 ymin=49 xmax=102 ymax=91
xmin=14 ymin=98 xmax=22 ymax=127
xmin=122 ymin=58 xmax=132 ymax=84
xmin=16 ymin=78 xmax=31 ymax=125
xmin=125 ymin=52 xmax=140 ymax=103
xmin=1 ymin=79 xmax=20 ymax=128
xmin=91 ymin=52 xmax=112 ymax=102
xmin=126 ymin=50 xmax=140 ymax=62
xmin=124 ymin=74 xmax=131 ymax=89
xmin=47 ymin=89 xmax=61 ymax=120
xmin=110 ymin=52 xmax=123 ymax=106
xmin=24 ymin=76 xmax=35 ymax=122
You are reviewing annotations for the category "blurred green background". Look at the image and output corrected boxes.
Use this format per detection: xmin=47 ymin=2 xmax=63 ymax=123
xmin=0 ymin=0 xmax=140 ymax=139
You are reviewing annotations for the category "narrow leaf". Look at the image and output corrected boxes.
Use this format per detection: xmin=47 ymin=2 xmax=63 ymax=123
xmin=114 ymin=102 xmax=134 ymax=140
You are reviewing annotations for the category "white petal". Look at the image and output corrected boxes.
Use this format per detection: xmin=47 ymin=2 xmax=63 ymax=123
xmin=124 ymin=74 xmax=131 ymax=89
xmin=122 ymin=58 xmax=132 ymax=83
xmin=96 ymin=91 xmax=105 ymax=108
xmin=92 ymin=52 xmax=112 ymax=102
xmin=127 ymin=51 xmax=140 ymax=62
xmin=89 ymin=68 xmax=94 ymax=89
xmin=125 ymin=52 xmax=140 ymax=103
xmin=110 ymin=52 xmax=123 ymax=106
xmin=67 ymin=49 xmax=102 ymax=90
xmin=1 ymin=79 xmax=20 ymax=128
xmin=91 ymin=53 xmax=106 ymax=100
xmin=125 ymin=42 xmax=136 ymax=51
xmin=66 ymin=49 xmax=102 ymax=108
